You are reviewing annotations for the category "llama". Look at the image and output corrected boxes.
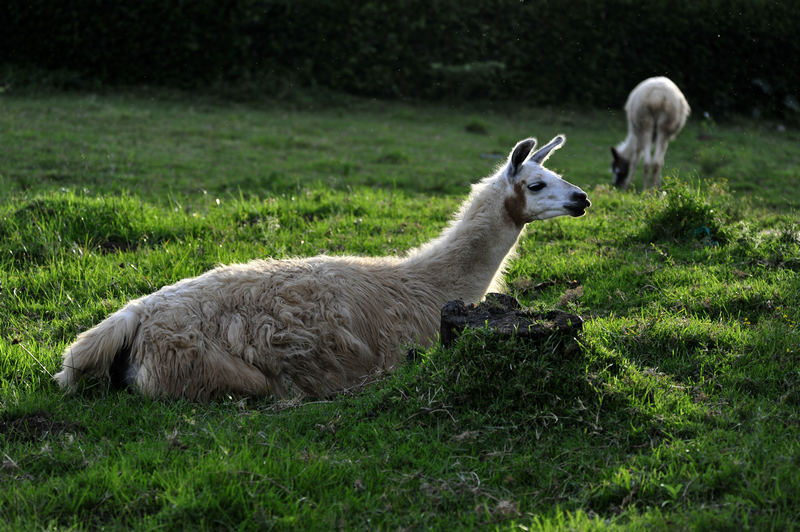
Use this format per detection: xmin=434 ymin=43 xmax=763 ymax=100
xmin=611 ymin=76 xmax=690 ymax=190
xmin=54 ymin=135 xmax=591 ymax=401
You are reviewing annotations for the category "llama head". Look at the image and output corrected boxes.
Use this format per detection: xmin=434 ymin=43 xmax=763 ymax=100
xmin=610 ymin=146 xmax=631 ymax=187
xmin=503 ymin=135 xmax=591 ymax=225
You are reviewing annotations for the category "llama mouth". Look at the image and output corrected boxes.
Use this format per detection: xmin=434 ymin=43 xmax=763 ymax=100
xmin=565 ymin=201 xmax=591 ymax=217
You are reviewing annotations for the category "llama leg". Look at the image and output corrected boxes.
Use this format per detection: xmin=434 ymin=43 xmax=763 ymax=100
xmin=276 ymin=327 xmax=382 ymax=398
xmin=622 ymin=153 xmax=640 ymax=190
xmin=133 ymin=345 xmax=268 ymax=400
xmin=132 ymin=323 xmax=269 ymax=400
xmin=651 ymin=136 xmax=670 ymax=189
xmin=627 ymin=152 xmax=647 ymax=186
xmin=642 ymin=164 xmax=654 ymax=190
xmin=651 ymin=161 xmax=663 ymax=188
xmin=640 ymin=133 xmax=656 ymax=190
xmin=651 ymin=113 xmax=680 ymax=189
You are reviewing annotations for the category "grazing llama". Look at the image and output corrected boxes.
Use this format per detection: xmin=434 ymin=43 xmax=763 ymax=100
xmin=55 ymin=135 xmax=591 ymax=401
xmin=611 ymin=76 xmax=690 ymax=190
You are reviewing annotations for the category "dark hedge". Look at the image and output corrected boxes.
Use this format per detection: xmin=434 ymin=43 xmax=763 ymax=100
xmin=2 ymin=0 xmax=798 ymax=116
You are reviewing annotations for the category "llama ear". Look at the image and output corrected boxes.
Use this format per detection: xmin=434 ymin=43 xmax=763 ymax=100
xmin=611 ymin=146 xmax=620 ymax=162
xmin=508 ymin=138 xmax=537 ymax=178
xmin=530 ymin=135 xmax=565 ymax=165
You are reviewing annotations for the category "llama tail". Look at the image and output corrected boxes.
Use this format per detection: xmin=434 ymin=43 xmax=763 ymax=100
xmin=54 ymin=304 xmax=141 ymax=391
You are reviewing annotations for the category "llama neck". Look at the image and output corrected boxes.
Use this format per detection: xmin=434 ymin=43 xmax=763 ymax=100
xmin=402 ymin=178 xmax=524 ymax=304
xmin=618 ymin=130 xmax=638 ymax=159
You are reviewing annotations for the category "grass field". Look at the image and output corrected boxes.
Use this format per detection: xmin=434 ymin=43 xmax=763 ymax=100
xmin=1 ymin=89 xmax=799 ymax=530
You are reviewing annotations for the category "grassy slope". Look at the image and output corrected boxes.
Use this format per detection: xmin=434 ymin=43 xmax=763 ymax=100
xmin=1 ymin=90 xmax=799 ymax=530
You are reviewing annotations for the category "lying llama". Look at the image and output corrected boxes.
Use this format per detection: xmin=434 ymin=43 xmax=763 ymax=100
xmin=55 ymin=135 xmax=590 ymax=401
xmin=611 ymin=76 xmax=690 ymax=190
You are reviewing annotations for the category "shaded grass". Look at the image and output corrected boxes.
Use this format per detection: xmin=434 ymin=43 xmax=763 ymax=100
xmin=1 ymin=90 xmax=799 ymax=529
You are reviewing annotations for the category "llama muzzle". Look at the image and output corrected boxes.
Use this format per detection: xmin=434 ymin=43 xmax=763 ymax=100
xmin=565 ymin=191 xmax=591 ymax=217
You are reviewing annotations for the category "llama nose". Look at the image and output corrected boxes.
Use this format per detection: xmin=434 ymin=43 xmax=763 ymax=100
xmin=571 ymin=191 xmax=591 ymax=206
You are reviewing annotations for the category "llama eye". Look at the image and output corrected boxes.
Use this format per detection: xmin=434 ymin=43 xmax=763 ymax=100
xmin=527 ymin=182 xmax=546 ymax=192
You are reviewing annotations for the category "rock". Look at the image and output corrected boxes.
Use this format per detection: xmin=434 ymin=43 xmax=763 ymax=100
xmin=440 ymin=293 xmax=583 ymax=348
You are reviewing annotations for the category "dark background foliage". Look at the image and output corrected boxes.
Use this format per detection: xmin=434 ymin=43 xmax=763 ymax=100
xmin=2 ymin=0 xmax=798 ymax=117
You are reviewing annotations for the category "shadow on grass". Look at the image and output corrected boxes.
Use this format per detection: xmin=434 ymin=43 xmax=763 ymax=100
xmin=369 ymin=326 xmax=672 ymax=452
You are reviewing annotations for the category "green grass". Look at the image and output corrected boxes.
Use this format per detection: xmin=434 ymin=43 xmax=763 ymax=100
xmin=1 ymin=88 xmax=799 ymax=530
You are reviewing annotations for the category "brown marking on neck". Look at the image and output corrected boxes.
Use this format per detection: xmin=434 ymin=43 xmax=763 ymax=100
xmin=503 ymin=182 xmax=527 ymax=228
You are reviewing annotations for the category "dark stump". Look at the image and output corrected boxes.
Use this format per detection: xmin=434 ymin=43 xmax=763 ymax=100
xmin=440 ymin=293 xmax=583 ymax=348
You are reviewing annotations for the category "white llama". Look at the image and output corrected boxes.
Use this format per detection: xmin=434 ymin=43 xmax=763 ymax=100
xmin=611 ymin=76 xmax=690 ymax=190
xmin=55 ymin=135 xmax=591 ymax=401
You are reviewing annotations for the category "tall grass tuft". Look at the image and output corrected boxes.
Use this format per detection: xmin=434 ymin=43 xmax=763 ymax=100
xmin=638 ymin=177 xmax=731 ymax=245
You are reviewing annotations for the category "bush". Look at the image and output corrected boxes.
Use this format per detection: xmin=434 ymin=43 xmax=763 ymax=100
xmin=1 ymin=0 xmax=798 ymax=117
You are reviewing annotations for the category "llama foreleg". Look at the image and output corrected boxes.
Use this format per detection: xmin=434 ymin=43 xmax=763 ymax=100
xmin=623 ymin=152 xmax=641 ymax=190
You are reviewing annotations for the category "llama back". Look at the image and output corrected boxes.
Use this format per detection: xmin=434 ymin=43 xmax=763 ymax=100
xmin=625 ymin=76 xmax=690 ymax=132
